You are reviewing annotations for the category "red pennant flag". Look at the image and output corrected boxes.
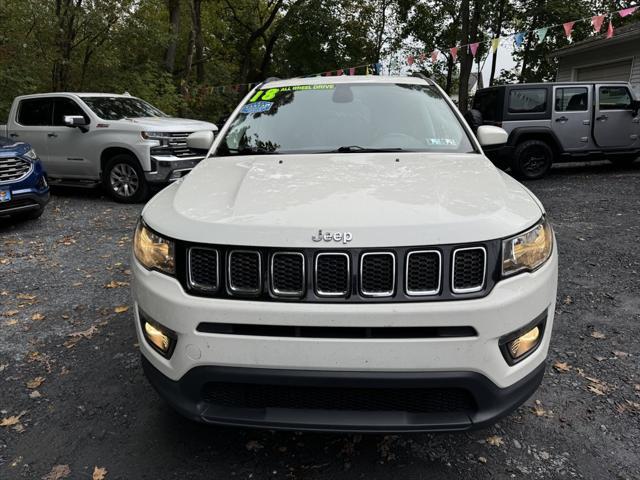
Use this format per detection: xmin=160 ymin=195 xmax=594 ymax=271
xmin=336 ymin=69 xmax=344 ymax=76
xmin=349 ymin=67 xmax=356 ymax=75
xmin=450 ymin=47 xmax=458 ymax=62
xmin=419 ymin=52 xmax=426 ymax=62
xmin=563 ymin=21 xmax=575 ymax=39
xmin=619 ymin=7 xmax=637 ymax=17
xmin=469 ymin=42 xmax=480 ymax=57
xmin=607 ymin=20 xmax=614 ymax=38
xmin=431 ymin=50 xmax=439 ymax=63
xmin=592 ymin=15 xmax=605 ymax=33
xmin=407 ymin=55 xmax=414 ymax=66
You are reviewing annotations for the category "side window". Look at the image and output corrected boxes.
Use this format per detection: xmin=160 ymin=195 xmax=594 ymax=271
xmin=52 ymin=98 xmax=90 ymax=126
xmin=473 ymin=90 xmax=498 ymax=121
xmin=508 ymin=88 xmax=547 ymax=114
xmin=555 ymin=87 xmax=588 ymax=112
xmin=17 ymin=98 xmax=53 ymax=126
xmin=599 ymin=86 xmax=632 ymax=110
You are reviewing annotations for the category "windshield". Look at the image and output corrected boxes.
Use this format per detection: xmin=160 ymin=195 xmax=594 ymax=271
xmin=81 ymin=97 xmax=167 ymax=120
xmin=215 ymin=82 xmax=476 ymax=156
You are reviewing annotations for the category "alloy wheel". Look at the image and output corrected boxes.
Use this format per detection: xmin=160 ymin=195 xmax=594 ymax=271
xmin=109 ymin=163 xmax=140 ymax=198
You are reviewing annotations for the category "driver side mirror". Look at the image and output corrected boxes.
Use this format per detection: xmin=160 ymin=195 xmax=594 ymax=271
xmin=187 ymin=130 xmax=215 ymax=152
xmin=476 ymin=125 xmax=508 ymax=147
xmin=64 ymin=115 xmax=88 ymax=128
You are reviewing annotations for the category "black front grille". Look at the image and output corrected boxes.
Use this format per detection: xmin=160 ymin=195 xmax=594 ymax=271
xmin=150 ymin=132 xmax=207 ymax=158
xmin=361 ymin=253 xmax=395 ymax=296
xmin=271 ymin=253 xmax=304 ymax=296
xmin=181 ymin=242 xmax=497 ymax=303
xmin=188 ymin=248 xmax=219 ymax=292
xmin=407 ymin=251 xmax=441 ymax=295
xmin=0 ymin=157 xmax=31 ymax=182
xmin=452 ymin=248 xmax=486 ymax=293
xmin=202 ymin=382 xmax=476 ymax=414
xmin=315 ymin=253 xmax=350 ymax=296
xmin=228 ymin=251 xmax=261 ymax=294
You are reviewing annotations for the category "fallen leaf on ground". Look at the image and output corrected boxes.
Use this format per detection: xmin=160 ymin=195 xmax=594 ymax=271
xmin=486 ymin=435 xmax=503 ymax=447
xmin=3 ymin=319 xmax=18 ymax=326
xmin=114 ymin=305 xmax=129 ymax=314
xmin=0 ymin=411 xmax=26 ymax=427
xmin=2 ymin=310 xmax=19 ymax=317
xmin=588 ymin=383 xmax=607 ymax=396
xmin=92 ymin=466 xmax=107 ymax=480
xmin=17 ymin=293 xmax=36 ymax=300
xmin=31 ymin=313 xmax=45 ymax=321
xmin=68 ymin=325 xmax=98 ymax=339
xmin=590 ymin=331 xmax=606 ymax=339
xmin=104 ymin=280 xmax=129 ymax=289
xmin=532 ymin=400 xmax=546 ymax=417
xmin=478 ymin=456 xmax=487 ymax=464
xmin=553 ymin=361 xmax=571 ymax=373
xmin=613 ymin=351 xmax=628 ymax=358
xmin=29 ymin=390 xmax=42 ymax=399
xmin=246 ymin=440 xmax=264 ymax=451
xmin=563 ymin=296 xmax=573 ymax=305
xmin=42 ymin=464 xmax=71 ymax=480
xmin=26 ymin=376 xmax=45 ymax=389
xmin=0 ymin=363 xmax=8 ymax=372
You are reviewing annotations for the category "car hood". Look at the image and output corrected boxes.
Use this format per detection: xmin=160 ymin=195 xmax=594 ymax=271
xmin=0 ymin=138 xmax=30 ymax=156
xmin=143 ymin=153 xmax=543 ymax=248
xmin=114 ymin=116 xmax=217 ymax=131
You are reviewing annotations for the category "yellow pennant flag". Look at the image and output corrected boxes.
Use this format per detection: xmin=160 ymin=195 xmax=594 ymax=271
xmin=491 ymin=38 xmax=501 ymax=53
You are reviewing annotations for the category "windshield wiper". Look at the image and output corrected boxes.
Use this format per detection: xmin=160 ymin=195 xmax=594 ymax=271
xmin=328 ymin=145 xmax=405 ymax=153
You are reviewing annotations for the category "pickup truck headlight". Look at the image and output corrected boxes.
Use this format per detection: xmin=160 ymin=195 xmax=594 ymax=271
xmin=24 ymin=148 xmax=38 ymax=161
xmin=133 ymin=221 xmax=175 ymax=275
xmin=502 ymin=218 xmax=553 ymax=277
xmin=141 ymin=131 xmax=172 ymax=140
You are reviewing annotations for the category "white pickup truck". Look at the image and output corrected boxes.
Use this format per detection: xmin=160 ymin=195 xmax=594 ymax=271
xmin=1 ymin=93 xmax=217 ymax=202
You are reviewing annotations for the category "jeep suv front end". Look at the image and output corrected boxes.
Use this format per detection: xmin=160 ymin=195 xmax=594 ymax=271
xmin=131 ymin=76 xmax=558 ymax=432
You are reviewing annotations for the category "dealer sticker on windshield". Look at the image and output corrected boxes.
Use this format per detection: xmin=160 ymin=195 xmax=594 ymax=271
xmin=240 ymin=101 xmax=274 ymax=114
xmin=0 ymin=190 xmax=12 ymax=203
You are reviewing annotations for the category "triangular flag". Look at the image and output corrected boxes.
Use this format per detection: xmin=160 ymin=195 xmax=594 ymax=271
xmin=419 ymin=52 xmax=426 ymax=62
xmin=349 ymin=67 xmax=356 ymax=75
xmin=514 ymin=32 xmax=525 ymax=48
xmin=491 ymin=38 xmax=500 ymax=53
xmin=563 ymin=21 xmax=575 ymax=39
xmin=592 ymin=15 xmax=605 ymax=32
xmin=365 ymin=65 xmax=371 ymax=75
xmin=469 ymin=42 xmax=479 ymax=57
xmin=336 ymin=69 xmax=343 ymax=76
xmin=431 ymin=49 xmax=439 ymax=62
xmin=407 ymin=55 xmax=414 ymax=66
xmin=619 ymin=6 xmax=637 ymax=17
xmin=535 ymin=27 xmax=548 ymax=42
xmin=449 ymin=47 xmax=458 ymax=62
xmin=607 ymin=20 xmax=614 ymax=38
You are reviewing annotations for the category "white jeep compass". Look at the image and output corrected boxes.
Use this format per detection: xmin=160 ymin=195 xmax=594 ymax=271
xmin=131 ymin=75 xmax=558 ymax=432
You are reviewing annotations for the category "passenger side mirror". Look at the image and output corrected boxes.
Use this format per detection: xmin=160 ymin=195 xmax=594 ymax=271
xmin=476 ymin=125 xmax=508 ymax=147
xmin=187 ymin=130 xmax=215 ymax=152
xmin=63 ymin=115 xmax=88 ymax=128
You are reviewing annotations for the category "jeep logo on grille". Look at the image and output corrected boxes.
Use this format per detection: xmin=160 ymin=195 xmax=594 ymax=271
xmin=312 ymin=229 xmax=353 ymax=244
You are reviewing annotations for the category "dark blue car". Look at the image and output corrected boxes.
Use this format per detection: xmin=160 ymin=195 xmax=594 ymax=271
xmin=0 ymin=137 xmax=49 ymax=220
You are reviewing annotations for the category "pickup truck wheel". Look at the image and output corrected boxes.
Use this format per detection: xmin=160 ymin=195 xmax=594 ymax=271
xmin=512 ymin=140 xmax=553 ymax=180
xmin=103 ymin=155 xmax=149 ymax=203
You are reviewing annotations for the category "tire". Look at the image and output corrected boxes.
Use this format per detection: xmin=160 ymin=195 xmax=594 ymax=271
xmin=102 ymin=154 xmax=149 ymax=203
xmin=511 ymin=140 xmax=554 ymax=180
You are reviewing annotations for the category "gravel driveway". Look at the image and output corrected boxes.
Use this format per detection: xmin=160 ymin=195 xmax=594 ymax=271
xmin=1 ymin=162 xmax=639 ymax=480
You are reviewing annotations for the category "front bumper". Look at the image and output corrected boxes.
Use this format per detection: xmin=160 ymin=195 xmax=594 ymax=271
xmin=0 ymin=168 xmax=50 ymax=216
xmin=145 ymin=156 xmax=203 ymax=183
xmin=133 ymin=246 xmax=557 ymax=431
xmin=142 ymin=353 xmax=545 ymax=432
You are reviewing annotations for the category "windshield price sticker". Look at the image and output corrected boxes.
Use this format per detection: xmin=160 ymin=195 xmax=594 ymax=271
xmin=249 ymin=84 xmax=335 ymax=103
xmin=240 ymin=101 xmax=273 ymax=114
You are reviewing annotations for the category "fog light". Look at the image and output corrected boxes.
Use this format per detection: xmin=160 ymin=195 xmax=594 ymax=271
xmin=140 ymin=310 xmax=176 ymax=359
xmin=499 ymin=312 xmax=546 ymax=365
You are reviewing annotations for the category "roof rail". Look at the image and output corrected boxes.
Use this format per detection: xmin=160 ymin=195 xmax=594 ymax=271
xmin=411 ymin=72 xmax=435 ymax=85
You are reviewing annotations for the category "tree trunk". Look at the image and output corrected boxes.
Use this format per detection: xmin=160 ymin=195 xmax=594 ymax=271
xmin=489 ymin=0 xmax=505 ymax=86
xmin=457 ymin=0 xmax=471 ymax=112
xmin=164 ymin=0 xmax=180 ymax=74
xmin=445 ymin=54 xmax=454 ymax=94
xmin=52 ymin=0 xmax=80 ymax=91
xmin=520 ymin=0 xmax=544 ymax=82
xmin=193 ymin=0 xmax=204 ymax=82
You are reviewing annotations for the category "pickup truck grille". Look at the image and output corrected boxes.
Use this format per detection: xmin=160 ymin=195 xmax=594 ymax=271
xmin=150 ymin=132 xmax=204 ymax=158
xmin=180 ymin=242 xmax=497 ymax=303
xmin=0 ymin=157 xmax=32 ymax=183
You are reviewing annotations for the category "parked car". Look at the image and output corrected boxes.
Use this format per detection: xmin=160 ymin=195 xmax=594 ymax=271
xmin=0 ymin=93 xmax=217 ymax=202
xmin=0 ymin=137 xmax=49 ymax=220
xmin=470 ymin=81 xmax=640 ymax=179
xmin=131 ymin=75 xmax=557 ymax=432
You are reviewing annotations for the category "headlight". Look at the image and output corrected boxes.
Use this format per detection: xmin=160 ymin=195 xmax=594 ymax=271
xmin=24 ymin=148 xmax=38 ymax=160
xmin=133 ymin=221 xmax=175 ymax=274
xmin=141 ymin=131 xmax=172 ymax=140
xmin=502 ymin=218 xmax=553 ymax=277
